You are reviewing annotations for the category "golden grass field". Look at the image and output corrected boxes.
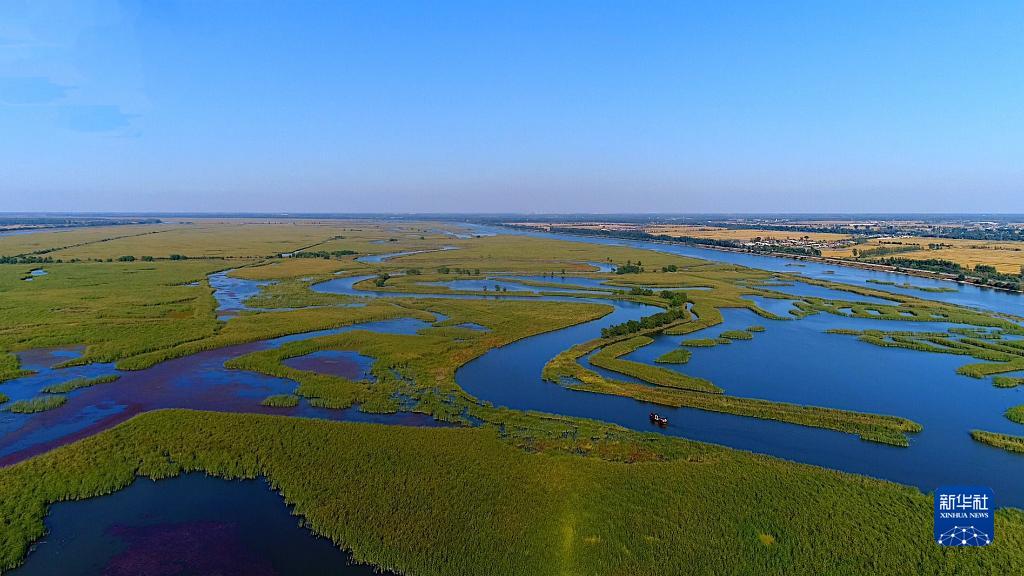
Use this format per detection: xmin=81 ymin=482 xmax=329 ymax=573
xmin=0 ymin=219 xmax=470 ymax=261
xmin=822 ymin=237 xmax=1024 ymax=273
xmin=644 ymin=225 xmax=851 ymax=242
xmin=513 ymin=222 xmax=851 ymax=242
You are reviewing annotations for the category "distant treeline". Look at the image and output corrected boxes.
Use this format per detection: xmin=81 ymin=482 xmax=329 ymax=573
xmin=870 ymin=257 xmax=1022 ymax=290
xmin=601 ymin=307 xmax=687 ymax=338
xmin=546 ymin=227 xmax=821 ymax=256
xmin=0 ymin=255 xmax=54 ymax=264
xmin=0 ymin=217 xmax=160 ymax=231
xmin=853 ymin=245 xmax=920 ymax=258
xmin=0 ymin=253 xmax=260 ymax=264
xmin=291 ymin=250 xmax=358 ymax=259
xmin=696 ymin=221 xmax=1024 ymax=242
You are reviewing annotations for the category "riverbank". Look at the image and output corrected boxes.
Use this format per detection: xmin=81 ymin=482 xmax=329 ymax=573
xmin=502 ymin=224 xmax=1024 ymax=295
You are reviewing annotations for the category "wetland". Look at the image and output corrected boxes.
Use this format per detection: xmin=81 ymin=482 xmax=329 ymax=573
xmin=2 ymin=219 xmax=1023 ymax=575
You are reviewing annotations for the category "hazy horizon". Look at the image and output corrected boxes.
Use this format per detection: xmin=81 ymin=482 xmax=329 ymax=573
xmin=5 ymin=211 xmax=1024 ymax=219
xmin=3 ymin=1 xmax=1022 ymax=213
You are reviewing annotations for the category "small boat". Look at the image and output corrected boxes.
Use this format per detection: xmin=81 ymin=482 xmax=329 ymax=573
xmin=649 ymin=412 xmax=668 ymax=426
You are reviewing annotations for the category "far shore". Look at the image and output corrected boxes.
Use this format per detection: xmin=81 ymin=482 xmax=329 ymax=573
xmin=503 ymin=224 xmax=1024 ymax=296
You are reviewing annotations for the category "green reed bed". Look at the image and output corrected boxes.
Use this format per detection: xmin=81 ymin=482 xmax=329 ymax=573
xmin=950 ymin=327 xmax=1005 ymax=339
xmin=589 ymin=336 xmax=720 ymax=393
xmin=1005 ymin=405 xmax=1024 ymax=425
xmin=227 ymin=344 xmax=376 ymax=412
xmin=261 ymin=394 xmax=300 ymax=407
xmin=719 ymin=330 xmax=753 ymax=340
xmin=41 ymin=374 xmax=120 ymax=394
xmin=662 ymin=301 xmax=723 ymax=335
xmin=243 ymin=278 xmax=358 ymax=309
xmin=115 ymin=303 xmax=435 ymax=371
xmin=559 ymin=374 xmax=922 ymax=447
xmin=792 ymin=288 xmax=1021 ymax=330
xmin=960 ymin=361 xmax=1024 ymax=379
xmin=655 ymin=349 xmax=692 ymax=364
xmin=994 ymin=376 xmax=1024 ymax=388
xmin=679 ymin=337 xmax=730 ymax=347
xmin=230 ymin=298 xmax=614 ymax=418
xmin=1 ymin=410 xmax=1021 ymax=576
xmin=5 ymin=395 xmax=66 ymax=414
xmin=971 ymin=429 xmax=1024 ymax=454
xmin=0 ymin=353 xmax=32 ymax=384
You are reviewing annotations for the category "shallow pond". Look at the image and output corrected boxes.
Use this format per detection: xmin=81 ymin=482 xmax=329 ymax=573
xmin=208 ymin=271 xmax=273 ymax=318
xmin=22 ymin=269 xmax=47 ymax=282
xmin=11 ymin=473 xmax=393 ymax=576
xmin=284 ymin=350 xmax=375 ymax=380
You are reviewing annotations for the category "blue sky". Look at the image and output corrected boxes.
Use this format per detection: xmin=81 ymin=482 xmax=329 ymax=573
xmin=1 ymin=1 xmax=1022 ymax=213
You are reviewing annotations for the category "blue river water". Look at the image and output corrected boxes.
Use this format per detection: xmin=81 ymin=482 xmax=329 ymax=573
xmin=456 ymin=301 xmax=1024 ymax=506
xmin=355 ymin=246 xmax=458 ymax=263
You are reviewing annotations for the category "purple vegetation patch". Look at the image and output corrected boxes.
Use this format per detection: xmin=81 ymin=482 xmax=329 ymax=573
xmin=283 ymin=350 xmax=375 ymax=380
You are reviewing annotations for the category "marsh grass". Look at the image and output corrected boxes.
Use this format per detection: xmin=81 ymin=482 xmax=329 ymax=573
xmin=1 ymin=410 xmax=1014 ymax=576
xmin=655 ymin=349 xmax=692 ymax=364
xmin=261 ymin=394 xmax=300 ymax=407
xmin=1006 ymin=405 xmax=1024 ymax=425
xmin=41 ymin=374 xmax=120 ymax=394
xmin=558 ymin=373 xmax=921 ymax=446
xmin=994 ymin=376 xmax=1024 ymax=388
xmin=589 ymin=336 xmax=719 ymax=393
xmin=680 ymin=338 xmax=730 ymax=347
xmin=0 ymin=353 xmax=32 ymax=383
xmin=6 ymin=395 xmax=66 ymax=413
xmin=971 ymin=429 xmax=1024 ymax=454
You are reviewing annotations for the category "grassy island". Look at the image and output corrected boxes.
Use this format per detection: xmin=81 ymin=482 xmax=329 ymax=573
xmin=5 ymin=395 xmax=66 ymax=414
xmin=41 ymin=374 xmax=120 ymax=394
